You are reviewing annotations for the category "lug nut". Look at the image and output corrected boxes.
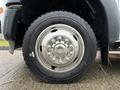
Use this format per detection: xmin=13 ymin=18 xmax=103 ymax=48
xmin=60 ymin=41 xmax=65 ymax=44
xmin=58 ymin=36 xmax=62 ymax=40
xmin=65 ymin=44 xmax=68 ymax=47
xmin=52 ymin=58 xmax=56 ymax=61
xmin=48 ymin=52 xmax=51 ymax=55
xmin=52 ymin=44 xmax=56 ymax=47
xmin=65 ymin=39 xmax=69 ymax=42
xmin=51 ymin=39 xmax=55 ymax=43
xmin=55 ymin=41 xmax=60 ymax=44
xmin=70 ymin=52 xmax=73 ymax=54
xmin=58 ymin=58 xmax=63 ymax=64
xmin=66 ymin=57 xmax=70 ymax=60
xmin=48 ymin=45 xmax=51 ymax=48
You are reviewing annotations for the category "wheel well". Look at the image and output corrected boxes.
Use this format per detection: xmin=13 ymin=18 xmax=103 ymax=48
xmin=16 ymin=0 xmax=108 ymax=48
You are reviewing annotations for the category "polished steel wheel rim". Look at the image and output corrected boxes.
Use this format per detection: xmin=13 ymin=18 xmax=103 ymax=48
xmin=35 ymin=24 xmax=85 ymax=73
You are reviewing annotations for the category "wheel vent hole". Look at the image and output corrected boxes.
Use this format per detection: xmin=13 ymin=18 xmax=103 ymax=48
xmin=73 ymin=35 xmax=78 ymax=41
xmin=51 ymin=29 xmax=58 ymax=33
xmin=40 ymin=45 xmax=42 ymax=52
xmin=51 ymin=66 xmax=56 ymax=70
xmin=73 ymin=57 xmax=77 ymax=62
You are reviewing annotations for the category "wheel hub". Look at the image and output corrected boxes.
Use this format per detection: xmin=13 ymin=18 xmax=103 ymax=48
xmin=46 ymin=36 xmax=75 ymax=66
xmin=54 ymin=44 xmax=66 ymax=55
xmin=35 ymin=24 xmax=85 ymax=72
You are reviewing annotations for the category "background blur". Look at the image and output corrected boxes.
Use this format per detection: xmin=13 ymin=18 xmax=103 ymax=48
xmin=0 ymin=0 xmax=6 ymax=39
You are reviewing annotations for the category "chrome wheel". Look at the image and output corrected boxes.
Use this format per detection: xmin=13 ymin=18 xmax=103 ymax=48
xmin=35 ymin=24 xmax=85 ymax=73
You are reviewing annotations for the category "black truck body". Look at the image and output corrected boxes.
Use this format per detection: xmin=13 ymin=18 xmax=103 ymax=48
xmin=3 ymin=0 xmax=120 ymax=47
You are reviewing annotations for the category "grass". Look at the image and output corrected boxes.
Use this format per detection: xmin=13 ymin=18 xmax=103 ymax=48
xmin=0 ymin=40 xmax=9 ymax=46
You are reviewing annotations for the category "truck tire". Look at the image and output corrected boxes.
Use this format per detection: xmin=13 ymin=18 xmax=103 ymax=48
xmin=23 ymin=11 xmax=97 ymax=83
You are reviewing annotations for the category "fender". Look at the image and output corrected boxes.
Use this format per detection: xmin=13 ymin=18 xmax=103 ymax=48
xmin=100 ymin=0 xmax=120 ymax=47
xmin=96 ymin=0 xmax=120 ymax=65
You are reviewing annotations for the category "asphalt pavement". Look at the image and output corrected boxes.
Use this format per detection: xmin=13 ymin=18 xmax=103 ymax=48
xmin=0 ymin=50 xmax=120 ymax=90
